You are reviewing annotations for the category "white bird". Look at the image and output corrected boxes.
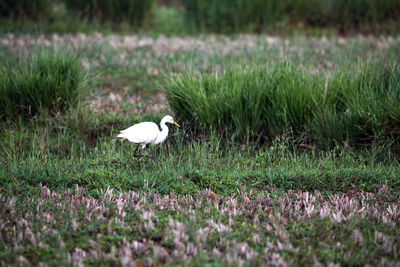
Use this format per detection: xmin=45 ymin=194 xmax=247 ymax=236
xmin=117 ymin=115 xmax=180 ymax=158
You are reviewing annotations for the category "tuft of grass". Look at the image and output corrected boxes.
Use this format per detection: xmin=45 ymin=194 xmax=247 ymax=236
xmin=0 ymin=48 xmax=87 ymax=121
xmin=166 ymin=63 xmax=400 ymax=150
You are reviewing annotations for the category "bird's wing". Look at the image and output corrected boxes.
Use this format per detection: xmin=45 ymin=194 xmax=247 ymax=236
xmin=117 ymin=122 xmax=160 ymax=144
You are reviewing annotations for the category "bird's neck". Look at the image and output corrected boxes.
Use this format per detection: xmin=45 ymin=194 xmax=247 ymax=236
xmin=160 ymin=123 xmax=169 ymax=134
xmin=153 ymin=122 xmax=169 ymax=145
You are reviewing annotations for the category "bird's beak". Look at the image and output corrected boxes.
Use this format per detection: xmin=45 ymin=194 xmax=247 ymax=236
xmin=172 ymin=121 xmax=181 ymax=128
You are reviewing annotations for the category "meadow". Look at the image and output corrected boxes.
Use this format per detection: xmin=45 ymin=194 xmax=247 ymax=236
xmin=1 ymin=33 xmax=400 ymax=266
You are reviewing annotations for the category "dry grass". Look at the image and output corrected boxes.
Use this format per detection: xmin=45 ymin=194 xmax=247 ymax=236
xmin=1 ymin=184 xmax=399 ymax=266
xmin=88 ymin=92 xmax=168 ymax=114
xmin=1 ymin=33 xmax=399 ymax=77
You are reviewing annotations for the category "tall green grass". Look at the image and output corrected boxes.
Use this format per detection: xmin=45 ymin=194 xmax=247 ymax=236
xmin=0 ymin=49 xmax=87 ymax=121
xmin=166 ymin=63 xmax=400 ymax=149
xmin=183 ymin=0 xmax=400 ymax=33
xmin=64 ymin=0 xmax=156 ymax=26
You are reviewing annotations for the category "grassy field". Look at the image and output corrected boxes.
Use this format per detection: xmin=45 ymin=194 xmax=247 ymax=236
xmin=1 ymin=34 xmax=400 ymax=266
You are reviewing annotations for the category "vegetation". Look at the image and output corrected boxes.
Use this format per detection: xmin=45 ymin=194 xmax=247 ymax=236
xmin=1 ymin=184 xmax=399 ymax=266
xmin=167 ymin=63 xmax=400 ymax=149
xmin=0 ymin=0 xmax=399 ymax=34
xmin=64 ymin=0 xmax=156 ymax=26
xmin=0 ymin=49 xmax=86 ymax=121
xmin=2 ymin=118 xmax=399 ymax=196
xmin=0 ymin=0 xmax=52 ymax=20
xmin=0 ymin=25 xmax=399 ymax=266
xmin=183 ymin=0 xmax=400 ymax=33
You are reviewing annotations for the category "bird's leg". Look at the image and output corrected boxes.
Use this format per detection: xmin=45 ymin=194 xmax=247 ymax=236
xmin=133 ymin=144 xmax=141 ymax=157
xmin=166 ymin=143 xmax=170 ymax=156
xmin=133 ymin=144 xmax=156 ymax=160
xmin=137 ymin=156 xmax=141 ymax=169
xmin=154 ymin=146 xmax=161 ymax=157
xmin=149 ymin=146 xmax=162 ymax=161
xmin=132 ymin=144 xmax=141 ymax=168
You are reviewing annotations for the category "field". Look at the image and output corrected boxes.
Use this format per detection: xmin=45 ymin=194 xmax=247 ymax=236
xmin=1 ymin=32 xmax=400 ymax=266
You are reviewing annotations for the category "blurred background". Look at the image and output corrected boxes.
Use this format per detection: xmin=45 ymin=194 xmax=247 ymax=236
xmin=0 ymin=0 xmax=399 ymax=35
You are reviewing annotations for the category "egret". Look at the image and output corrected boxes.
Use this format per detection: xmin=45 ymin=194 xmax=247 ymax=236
xmin=117 ymin=115 xmax=180 ymax=159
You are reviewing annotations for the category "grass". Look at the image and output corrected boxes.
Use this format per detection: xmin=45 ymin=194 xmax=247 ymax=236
xmin=1 ymin=183 xmax=399 ymax=265
xmin=1 ymin=110 xmax=399 ymax=197
xmin=0 ymin=34 xmax=399 ymax=265
xmin=166 ymin=63 xmax=400 ymax=150
xmin=2 ymin=33 xmax=398 ymax=97
xmin=0 ymin=144 xmax=391 ymax=197
xmin=0 ymin=48 xmax=87 ymax=120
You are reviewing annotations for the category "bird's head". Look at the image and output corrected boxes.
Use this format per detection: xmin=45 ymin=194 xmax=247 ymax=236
xmin=163 ymin=115 xmax=180 ymax=128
